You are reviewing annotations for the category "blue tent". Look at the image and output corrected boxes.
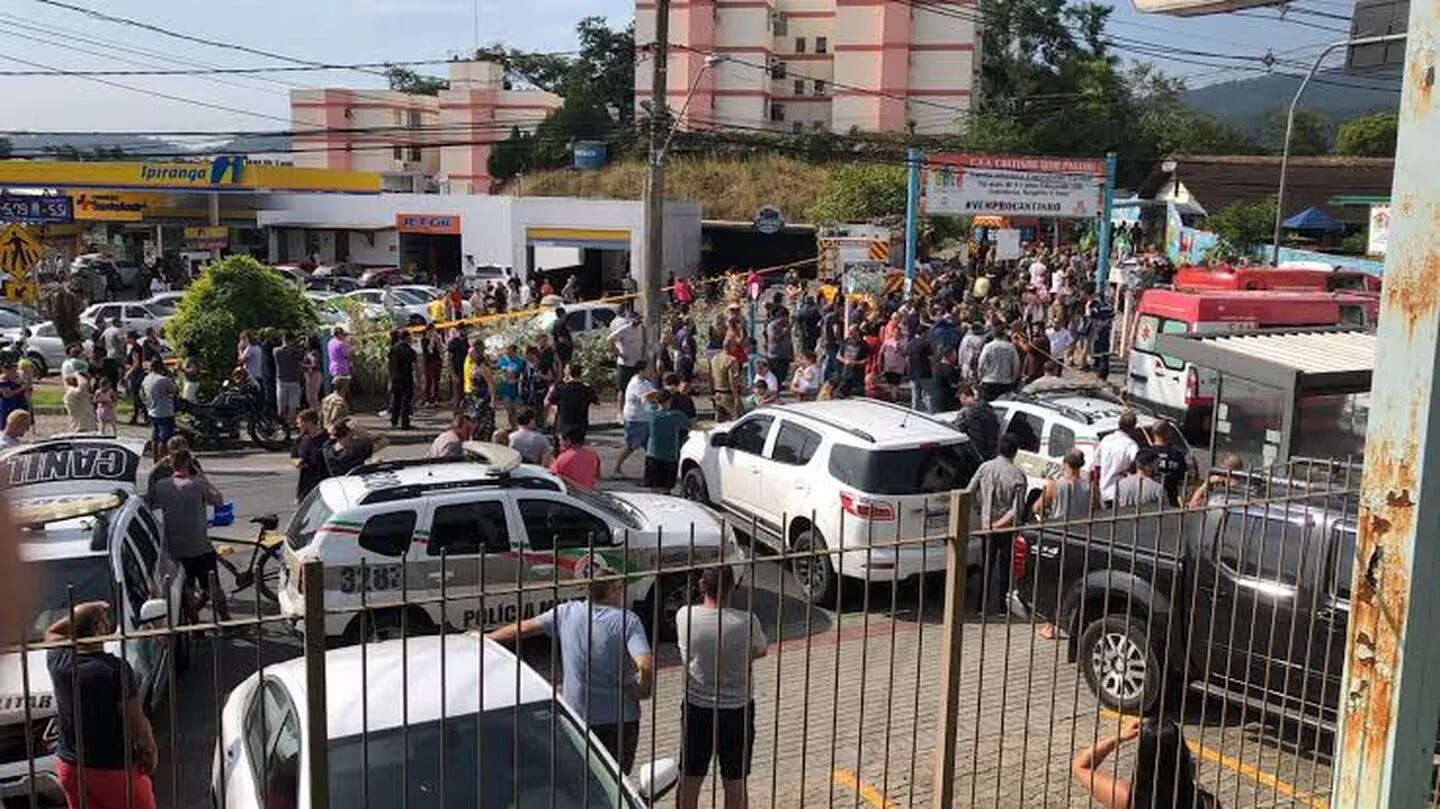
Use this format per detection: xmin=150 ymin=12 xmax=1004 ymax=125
xmin=1282 ymin=205 xmax=1342 ymax=232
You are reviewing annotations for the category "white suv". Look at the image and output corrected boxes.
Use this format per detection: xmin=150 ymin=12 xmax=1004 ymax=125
xmin=678 ymin=399 xmax=983 ymax=605
xmin=939 ymin=386 xmax=1194 ymax=498
xmin=279 ymin=446 xmax=738 ymax=642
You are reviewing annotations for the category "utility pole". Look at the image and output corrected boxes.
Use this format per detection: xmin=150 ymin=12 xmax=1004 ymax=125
xmin=641 ymin=0 xmax=671 ymax=347
xmin=1093 ymin=152 xmax=1117 ymax=290
xmin=903 ymin=147 xmax=922 ymax=296
xmin=1332 ymin=5 xmax=1440 ymax=806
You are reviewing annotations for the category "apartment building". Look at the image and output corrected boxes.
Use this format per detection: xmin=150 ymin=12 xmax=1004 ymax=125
xmin=634 ymin=0 xmax=978 ymax=136
xmin=291 ymin=59 xmax=561 ymax=194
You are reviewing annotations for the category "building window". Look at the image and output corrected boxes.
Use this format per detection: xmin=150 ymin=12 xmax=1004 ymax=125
xmin=407 ymin=146 xmax=422 ymax=162
xmin=792 ymin=121 xmax=803 ymax=134
xmin=392 ymin=145 xmax=403 ymax=160
xmin=814 ymin=79 xmax=826 ymax=95
xmin=774 ymin=15 xmax=787 ymax=35
xmin=771 ymin=61 xmax=787 ymax=79
xmin=812 ymin=121 xmax=826 ymax=131
xmin=770 ymin=103 xmax=786 ymax=122
xmin=407 ymin=110 xmax=422 ymax=128
xmin=795 ymin=37 xmax=806 ymax=53
xmin=794 ymin=79 xmax=805 ymax=96
xmin=816 ymin=36 xmax=828 ymax=54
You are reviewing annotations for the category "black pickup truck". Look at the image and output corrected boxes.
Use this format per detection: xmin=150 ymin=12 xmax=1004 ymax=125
xmin=1014 ymin=486 xmax=1357 ymax=723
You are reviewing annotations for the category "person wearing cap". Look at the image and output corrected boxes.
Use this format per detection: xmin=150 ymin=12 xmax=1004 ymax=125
xmin=1115 ymin=448 xmax=1166 ymax=509
xmin=487 ymin=567 xmax=654 ymax=774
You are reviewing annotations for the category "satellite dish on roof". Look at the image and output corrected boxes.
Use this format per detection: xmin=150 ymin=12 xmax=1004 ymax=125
xmin=461 ymin=441 xmax=523 ymax=472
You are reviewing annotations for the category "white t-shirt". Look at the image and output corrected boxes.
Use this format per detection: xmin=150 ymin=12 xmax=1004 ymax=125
xmin=1029 ymin=260 xmax=1048 ymax=290
xmin=1050 ymin=267 xmax=1068 ymax=295
xmin=791 ymin=363 xmax=821 ymax=394
xmin=622 ymin=374 xmax=655 ymax=422
xmin=610 ymin=319 xmax=644 ymax=366
xmin=754 ymin=371 xmax=778 ymax=396
xmin=1095 ymin=430 xmax=1140 ymax=503
xmin=674 ymin=605 xmax=767 ymax=709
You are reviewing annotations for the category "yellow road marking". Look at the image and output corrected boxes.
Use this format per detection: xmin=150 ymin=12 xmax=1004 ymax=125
xmin=1098 ymin=709 xmax=1327 ymax=808
xmin=832 ymin=768 xmax=900 ymax=809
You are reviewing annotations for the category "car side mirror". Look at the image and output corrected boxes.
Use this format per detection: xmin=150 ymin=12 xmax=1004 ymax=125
xmin=631 ymin=757 xmax=679 ymax=801
xmin=138 ymin=598 xmax=168 ymax=624
xmin=710 ymin=431 xmax=729 ymax=448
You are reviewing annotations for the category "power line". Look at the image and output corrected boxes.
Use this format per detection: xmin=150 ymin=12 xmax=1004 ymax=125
xmin=0 ymin=58 xmax=460 ymax=77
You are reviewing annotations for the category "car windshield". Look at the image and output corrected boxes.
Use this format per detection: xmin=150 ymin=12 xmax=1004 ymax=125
xmin=569 ymin=487 xmax=643 ymax=530
xmin=27 ymin=556 xmax=116 ymax=642
xmin=828 ymin=442 xmax=981 ymax=495
xmin=285 ymin=488 xmax=335 ymax=550
xmin=0 ymin=309 xmax=27 ymax=329
xmin=328 ymin=701 xmax=630 ymax=809
xmin=389 ymin=288 xmax=429 ymax=305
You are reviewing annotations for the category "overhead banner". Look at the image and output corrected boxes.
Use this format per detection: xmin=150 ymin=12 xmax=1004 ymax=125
xmin=396 ymin=213 xmax=461 ymax=235
xmin=0 ymin=157 xmax=382 ymax=194
xmin=924 ymin=154 xmax=1105 ymax=219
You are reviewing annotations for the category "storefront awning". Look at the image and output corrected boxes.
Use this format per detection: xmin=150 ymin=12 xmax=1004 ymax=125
xmin=526 ymin=227 xmax=631 ymax=250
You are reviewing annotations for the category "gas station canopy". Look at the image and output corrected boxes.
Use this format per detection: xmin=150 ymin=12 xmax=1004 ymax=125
xmin=0 ymin=158 xmax=381 ymax=195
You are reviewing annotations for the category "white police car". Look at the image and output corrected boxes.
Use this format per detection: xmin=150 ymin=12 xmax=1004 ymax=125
xmin=278 ymin=444 xmax=739 ymax=643
xmin=0 ymin=437 xmax=188 ymax=805
xmin=212 ymin=634 xmax=677 ymax=808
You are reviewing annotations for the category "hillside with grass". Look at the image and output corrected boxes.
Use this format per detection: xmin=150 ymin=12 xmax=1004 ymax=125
xmin=500 ymin=155 xmax=834 ymax=222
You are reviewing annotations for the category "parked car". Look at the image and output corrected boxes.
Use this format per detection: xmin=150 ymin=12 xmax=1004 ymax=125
xmin=80 ymin=301 xmax=167 ymax=335
xmin=310 ymin=262 xmax=366 ymax=280
xmin=211 ymin=635 xmax=678 ymax=809
xmin=70 ymin=253 xmax=143 ymax=293
xmin=679 ymin=398 xmax=984 ymax=605
xmin=0 ymin=320 xmax=97 ymax=376
xmin=357 ymin=266 xmax=405 ymax=288
xmin=484 ymin=302 xmax=619 ymax=355
xmin=143 ymin=291 xmax=188 ymax=319
xmin=1014 ymin=471 xmax=1355 ymax=722
xmin=937 ymin=386 xmax=1195 ymax=500
xmin=305 ymin=275 xmax=361 ymax=294
xmin=278 ymin=445 xmax=739 ymax=642
xmin=0 ymin=438 xmax=189 ymax=805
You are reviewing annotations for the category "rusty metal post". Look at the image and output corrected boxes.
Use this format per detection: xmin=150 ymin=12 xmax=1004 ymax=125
xmin=1332 ymin=8 xmax=1440 ymax=806
xmin=932 ymin=489 xmax=969 ymax=807
xmin=302 ymin=560 xmax=330 ymax=809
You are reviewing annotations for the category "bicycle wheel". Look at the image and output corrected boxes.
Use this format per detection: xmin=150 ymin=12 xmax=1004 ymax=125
xmin=252 ymin=545 xmax=283 ymax=605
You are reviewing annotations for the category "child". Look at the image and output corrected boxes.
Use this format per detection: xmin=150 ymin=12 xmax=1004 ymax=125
xmin=93 ymin=377 xmax=117 ymax=436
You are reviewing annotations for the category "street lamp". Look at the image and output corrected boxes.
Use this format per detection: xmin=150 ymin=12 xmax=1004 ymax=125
xmin=1270 ymin=33 xmax=1406 ymax=265
xmin=641 ymin=53 xmax=726 ymax=346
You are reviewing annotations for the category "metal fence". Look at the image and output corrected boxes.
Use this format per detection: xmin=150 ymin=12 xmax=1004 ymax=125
xmin=4 ymin=459 xmax=1413 ymax=808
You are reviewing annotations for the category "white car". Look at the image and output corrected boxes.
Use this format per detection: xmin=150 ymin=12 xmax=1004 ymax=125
xmin=0 ymin=320 xmax=97 ymax=376
xmin=278 ymin=444 xmax=738 ymax=642
xmin=142 ymin=291 xmax=188 ymax=320
xmin=678 ymin=398 xmax=984 ymax=605
xmin=0 ymin=438 xmax=188 ymax=805
xmin=341 ymin=288 xmax=431 ymax=324
xmin=211 ymin=635 xmax=678 ymax=809
xmin=938 ymin=385 xmax=1195 ymax=498
xmin=485 ymin=301 xmax=619 ymax=355
xmin=80 ymin=301 xmax=167 ymax=335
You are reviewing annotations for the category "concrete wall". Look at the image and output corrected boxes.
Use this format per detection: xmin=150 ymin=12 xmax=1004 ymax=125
xmin=257 ymin=194 xmax=702 ymax=281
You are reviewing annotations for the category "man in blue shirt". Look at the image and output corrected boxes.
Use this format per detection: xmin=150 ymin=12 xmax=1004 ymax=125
xmin=487 ymin=573 xmax=654 ymax=773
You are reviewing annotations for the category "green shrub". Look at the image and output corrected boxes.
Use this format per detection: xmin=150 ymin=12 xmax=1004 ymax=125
xmin=572 ymin=331 xmax=616 ymax=393
xmin=166 ymin=255 xmax=317 ymax=388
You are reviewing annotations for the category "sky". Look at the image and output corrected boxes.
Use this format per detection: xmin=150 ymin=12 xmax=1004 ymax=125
xmin=0 ymin=0 xmax=1353 ymax=135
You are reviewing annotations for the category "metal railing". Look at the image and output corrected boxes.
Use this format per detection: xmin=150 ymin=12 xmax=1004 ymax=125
xmin=3 ymin=460 xmax=1406 ymax=808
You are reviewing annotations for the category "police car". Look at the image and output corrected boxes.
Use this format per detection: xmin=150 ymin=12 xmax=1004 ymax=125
xmin=212 ymin=634 xmax=678 ymax=808
xmin=278 ymin=444 xmax=739 ymax=643
xmin=0 ymin=437 xmax=188 ymax=805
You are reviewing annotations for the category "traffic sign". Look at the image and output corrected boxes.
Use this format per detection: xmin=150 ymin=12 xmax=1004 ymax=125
xmin=0 ymin=223 xmax=42 ymax=301
xmin=0 ymin=193 xmax=73 ymax=224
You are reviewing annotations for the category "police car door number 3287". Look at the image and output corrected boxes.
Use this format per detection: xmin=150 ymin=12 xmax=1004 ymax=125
xmin=338 ymin=564 xmax=405 ymax=593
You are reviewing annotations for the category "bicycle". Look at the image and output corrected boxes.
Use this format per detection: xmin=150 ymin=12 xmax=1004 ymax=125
xmin=181 ymin=514 xmax=284 ymax=624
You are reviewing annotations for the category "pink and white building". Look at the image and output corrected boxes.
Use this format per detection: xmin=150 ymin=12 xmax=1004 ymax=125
xmin=634 ymin=0 xmax=979 ymax=136
xmin=290 ymin=60 xmax=561 ymax=194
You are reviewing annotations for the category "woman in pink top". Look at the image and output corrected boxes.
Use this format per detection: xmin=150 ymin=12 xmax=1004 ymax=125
xmin=549 ymin=429 xmax=601 ymax=490
xmin=326 ymin=326 xmax=352 ymax=378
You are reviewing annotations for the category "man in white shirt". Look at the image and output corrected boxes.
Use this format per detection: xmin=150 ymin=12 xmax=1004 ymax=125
xmin=976 ymin=329 xmax=1020 ymax=401
xmin=609 ymin=312 xmax=645 ymax=408
xmin=1095 ymin=410 xmax=1140 ymax=505
xmin=613 ymin=365 xmax=656 ymax=477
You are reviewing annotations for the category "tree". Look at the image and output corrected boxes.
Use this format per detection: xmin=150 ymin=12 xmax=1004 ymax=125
xmin=166 ymin=256 xmax=317 ymax=389
xmin=1262 ymin=107 xmax=1330 ymax=156
xmin=806 ymin=164 xmax=907 ymax=223
xmin=479 ymin=17 xmax=635 ymax=121
xmin=1206 ymin=198 xmax=1277 ymax=256
xmin=385 ymin=65 xmax=448 ymax=96
xmin=1334 ymin=112 xmax=1398 ymax=157
xmin=487 ymin=126 xmax=534 ymax=181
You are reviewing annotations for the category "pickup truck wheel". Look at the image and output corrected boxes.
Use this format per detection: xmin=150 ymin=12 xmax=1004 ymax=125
xmin=790 ymin=528 xmax=837 ymax=606
xmin=681 ymin=466 xmax=710 ymax=504
xmin=1078 ymin=615 xmax=1163 ymax=714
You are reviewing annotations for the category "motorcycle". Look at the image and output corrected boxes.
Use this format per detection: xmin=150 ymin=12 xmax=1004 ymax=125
xmin=177 ymin=379 xmax=292 ymax=452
